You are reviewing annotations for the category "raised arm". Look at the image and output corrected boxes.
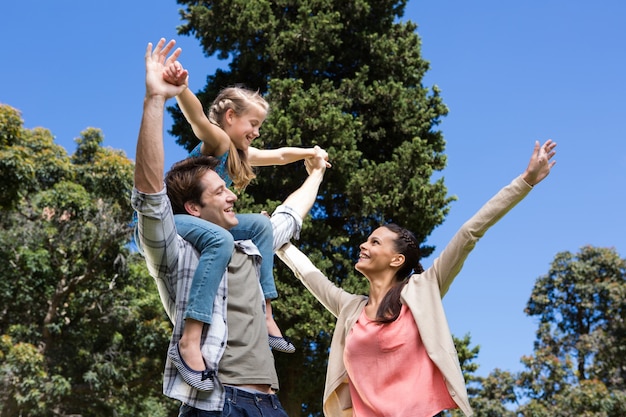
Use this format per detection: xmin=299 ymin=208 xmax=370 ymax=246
xmin=135 ymin=39 xmax=187 ymax=193
xmin=276 ymin=242 xmax=356 ymax=319
xmin=163 ymin=61 xmax=231 ymax=157
xmin=270 ymin=147 xmax=329 ymax=251
xmin=275 ymin=149 xmax=354 ymax=318
xmin=248 ymin=145 xmax=332 ymax=167
xmin=280 ymin=147 xmax=329 ymax=220
xmin=427 ymin=139 xmax=557 ymax=296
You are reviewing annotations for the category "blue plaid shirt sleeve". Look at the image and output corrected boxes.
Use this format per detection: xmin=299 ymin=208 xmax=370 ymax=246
xmin=131 ymin=187 xmax=227 ymax=411
xmin=271 ymin=205 xmax=303 ymax=251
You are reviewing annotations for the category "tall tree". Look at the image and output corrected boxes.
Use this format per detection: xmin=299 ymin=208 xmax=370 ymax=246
xmin=525 ymin=246 xmax=626 ymax=388
xmin=0 ymin=105 xmax=176 ymax=417
xmin=517 ymin=245 xmax=626 ymax=415
xmin=448 ymin=246 xmax=626 ymax=416
xmin=171 ymin=2 xmax=452 ymax=413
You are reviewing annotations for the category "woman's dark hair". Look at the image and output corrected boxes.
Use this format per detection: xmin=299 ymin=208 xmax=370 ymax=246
xmin=375 ymin=223 xmax=424 ymax=324
xmin=164 ymin=156 xmax=219 ymax=214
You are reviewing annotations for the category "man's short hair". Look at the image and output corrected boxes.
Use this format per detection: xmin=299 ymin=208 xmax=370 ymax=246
xmin=165 ymin=156 xmax=220 ymax=215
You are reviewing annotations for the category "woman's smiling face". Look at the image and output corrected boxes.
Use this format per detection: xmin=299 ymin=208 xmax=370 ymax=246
xmin=355 ymin=227 xmax=400 ymax=275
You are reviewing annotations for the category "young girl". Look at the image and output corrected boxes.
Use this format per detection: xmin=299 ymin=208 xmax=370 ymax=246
xmin=163 ymin=60 xmax=330 ymax=389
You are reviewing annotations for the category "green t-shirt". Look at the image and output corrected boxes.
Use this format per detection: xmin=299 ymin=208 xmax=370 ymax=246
xmin=218 ymin=248 xmax=279 ymax=389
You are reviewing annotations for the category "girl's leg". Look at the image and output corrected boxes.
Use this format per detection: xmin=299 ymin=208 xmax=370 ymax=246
xmin=172 ymin=214 xmax=234 ymax=384
xmin=265 ymin=298 xmax=282 ymax=336
xmin=175 ymin=214 xmax=234 ymax=324
xmin=177 ymin=319 xmax=205 ymax=371
xmin=230 ymin=213 xmax=277 ymax=299
xmin=231 ymin=214 xmax=294 ymax=352
xmin=266 ymin=298 xmax=295 ymax=353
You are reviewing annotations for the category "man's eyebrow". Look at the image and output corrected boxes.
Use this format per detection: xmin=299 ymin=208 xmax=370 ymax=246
xmin=209 ymin=182 xmax=225 ymax=194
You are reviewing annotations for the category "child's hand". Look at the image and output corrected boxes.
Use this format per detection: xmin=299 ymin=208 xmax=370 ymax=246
xmin=305 ymin=147 xmax=330 ymax=174
xmin=163 ymin=61 xmax=189 ymax=87
xmin=313 ymin=145 xmax=332 ymax=168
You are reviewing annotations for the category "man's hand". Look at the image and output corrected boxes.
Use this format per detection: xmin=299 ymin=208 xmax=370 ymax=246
xmin=305 ymin=145 xmax=331 ymax=175
xmin=145 ymin=38 xmax=187 ymax=100
xmin=135 ymin=38 xmax=186 ymax=193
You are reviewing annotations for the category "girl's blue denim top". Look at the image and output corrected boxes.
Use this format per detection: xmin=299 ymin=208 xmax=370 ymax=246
xmin=189 ymin=143 xmax=232 ymax=187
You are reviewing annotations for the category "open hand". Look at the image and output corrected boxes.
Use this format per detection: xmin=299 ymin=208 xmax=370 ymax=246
xmin=522 ymin=139 xmax=557 ymax=186
xmin=145 ymin=38 xmax=187 ymax=100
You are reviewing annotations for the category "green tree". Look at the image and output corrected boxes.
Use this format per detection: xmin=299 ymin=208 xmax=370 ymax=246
xmin=441 ymin=335 xmax=518 ymax=417
xmin=0 ymin=104 xmax=176 ymax=417
xmin=171 ymin=2 xmax=452 ymax=413
xmin=525 ymin=246 xmax=626 ymax=387
xmin=465 ymin=369 xmax=517 ymax=417
xmin=517 ymin=246 xmax=626 ymax=415
xmin=518 ymin=378 xmax=626 ymax=417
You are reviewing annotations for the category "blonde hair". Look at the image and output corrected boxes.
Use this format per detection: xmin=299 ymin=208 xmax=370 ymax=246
xmin=208 ymin=86 xmax=269 ymax=190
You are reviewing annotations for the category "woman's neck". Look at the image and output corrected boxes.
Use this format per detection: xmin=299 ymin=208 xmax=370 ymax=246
xmin=366 ymin=272 xmax=395 ymax=305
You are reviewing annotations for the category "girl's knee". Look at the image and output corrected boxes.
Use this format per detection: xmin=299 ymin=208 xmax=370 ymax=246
xmin=242 ymin=213 xmax=271 ymax=229
xmin=214 ymin=229 xmax=234 ymax=253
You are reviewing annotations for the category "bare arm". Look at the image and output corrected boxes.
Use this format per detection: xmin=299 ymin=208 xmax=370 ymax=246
xmin=163 ymin=61 xmax=230 ymax=157
xmin=280 ymin=148 xmax=328 ymax=220
xmin=135 ymin=39 xmax=187 ymax=193
xmin=176 ymin=88 xmax=231 ymax=156
xmin=248 ymin=145 xmax=331 ymax=167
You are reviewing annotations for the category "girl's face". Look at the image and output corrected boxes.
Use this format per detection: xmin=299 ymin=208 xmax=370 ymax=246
xmin=355 ymin=227 xmax=400 ymax=276
xmin=223 ymin=103 xmax=267 ymax=152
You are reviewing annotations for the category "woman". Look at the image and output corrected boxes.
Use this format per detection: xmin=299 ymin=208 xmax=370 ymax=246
xmin=276 ymin=140 xmax=557 ymax=417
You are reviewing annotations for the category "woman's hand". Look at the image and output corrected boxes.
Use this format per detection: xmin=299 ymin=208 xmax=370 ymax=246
xmin=522 ymin=139 xmax=557 ymax=186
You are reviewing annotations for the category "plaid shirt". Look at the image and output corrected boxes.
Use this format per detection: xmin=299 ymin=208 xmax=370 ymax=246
xmin=131 ymin=187 xmax=302 ymax=411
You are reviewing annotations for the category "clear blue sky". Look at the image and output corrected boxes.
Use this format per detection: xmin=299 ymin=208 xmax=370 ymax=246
xmin=2 ymin=1 xmax=625 ymax=377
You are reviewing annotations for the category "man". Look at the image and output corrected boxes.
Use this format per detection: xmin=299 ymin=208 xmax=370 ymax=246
xmin=132 ymin=38 xmax=328 ymax=416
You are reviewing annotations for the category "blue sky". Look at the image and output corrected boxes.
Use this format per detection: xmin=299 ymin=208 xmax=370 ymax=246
xmin=2 ymin=1 xmax=625 ymax=378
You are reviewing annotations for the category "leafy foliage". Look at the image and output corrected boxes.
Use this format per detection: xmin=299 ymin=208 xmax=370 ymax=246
xmin=446 ymin=246 xmax=626 ymax=416
xmin=516 ymin=246 xmax=626 ymax=415
xmin=0 ymin=104 xmax=176 ymax=417
xmin=525 ymin=246 xmax=626 ymax=387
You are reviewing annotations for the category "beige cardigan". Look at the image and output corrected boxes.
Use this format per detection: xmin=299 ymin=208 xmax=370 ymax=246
xmin=276 ymin=176 xmax=533 ymax=417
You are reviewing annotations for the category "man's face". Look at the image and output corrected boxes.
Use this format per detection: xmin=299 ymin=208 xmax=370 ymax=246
xmin=193 ymin=170 xmax=238 ymax=229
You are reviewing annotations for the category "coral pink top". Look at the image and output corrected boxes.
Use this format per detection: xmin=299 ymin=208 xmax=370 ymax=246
xmin=344 ymin=304 xmax=457 ymax=417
